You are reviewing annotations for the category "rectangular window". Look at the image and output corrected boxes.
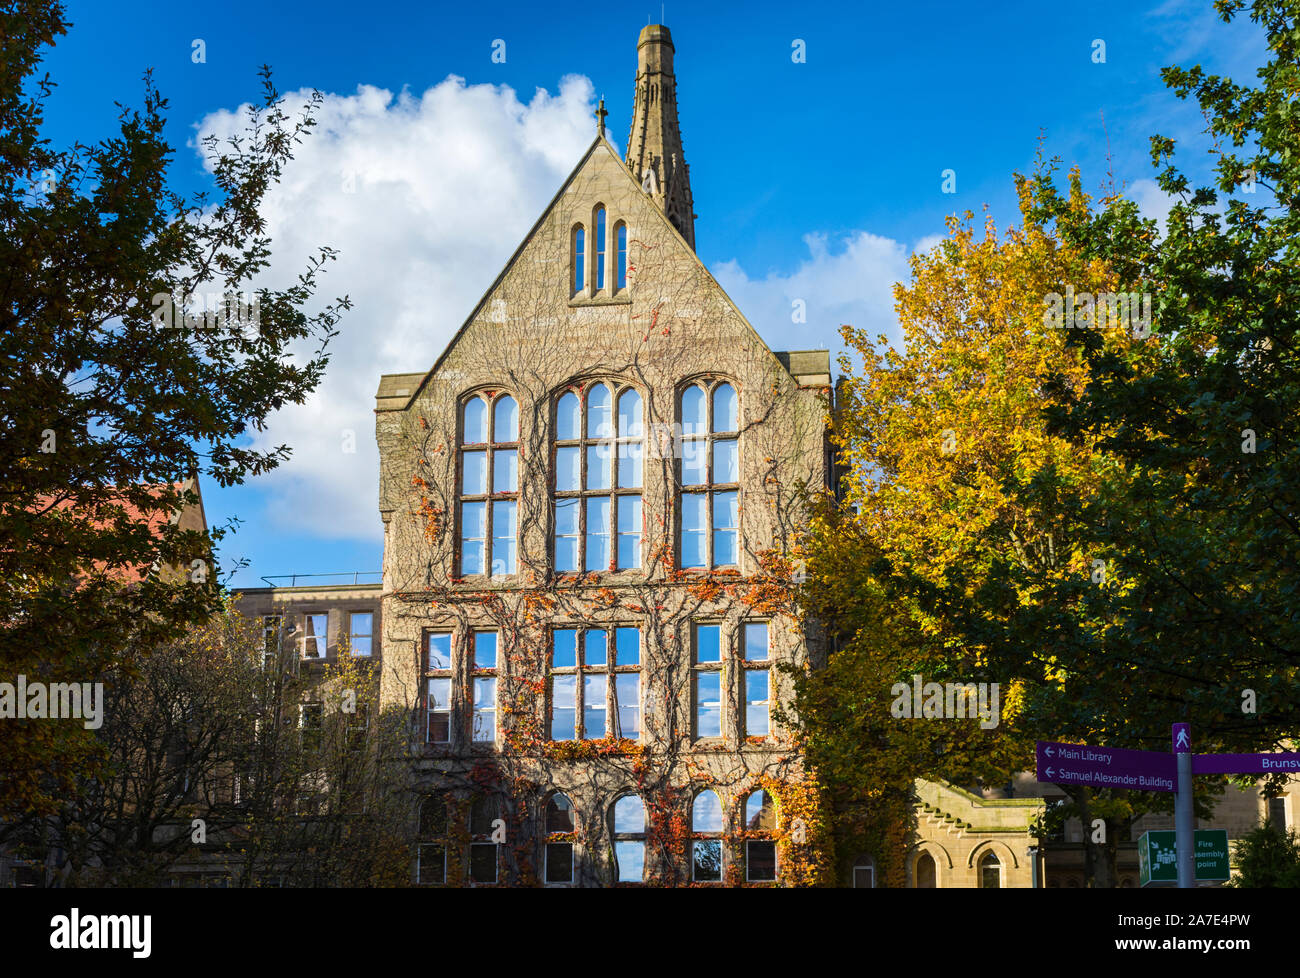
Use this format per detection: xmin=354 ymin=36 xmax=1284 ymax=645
xmin=681 ymin=494 xmax=707 ymax=568
xmin=712 ymin=439 xmax=739 ymax=482
xmin=550 ymin=626 xmax=639 ymax=741
xmin=586 ymin=444 xmax=610 ymax=490
xmin=469 ymin=843 xmax=498 ymax=883
xmin=427 ymin=632 xmax=453 ymax=670
xmin=693 ymin=840 xmax=722 ymax=882
xmin=616 ymin=223 xmax=627 ymax=290
xmin=584 ymin=674 xmax=607 ymax=739
xmin=417 ymin=844 xmax=446 ymax=884
xmin=493 ymin=449 xmax=517 ymax=493
xmin=545 ymin=843 xmax=574 ymax=884
xmin=300 ymin=613 xmax=327 ymax=658
xmin=491 ymin=500 xmax=517 ymax=575
xmin=460 ymin=501 xmax=486 ymax=575
xmin=617 ymin=495 xmax=642 ymax=569
xmin=554 ymin=498 xmax=580 ymax=572
xmin=713 ymin=490 xmax=739 ymax=566
xmin=474 ymin=631 xmax=497 ymax=670
xmin=585 ymin=497 xmax=610 ymax=571
xmin=426 ymin=678 xmax=452 ymax=743
xmin=346 ymin=702 xmax=369 ymax=751
xmin=614 ymin=841 xmax=644 ymax=882
xmin=615 ymin=673 xmax=640 ymax=739
xmin=617 ymin=441 xmax=643 ymax=488
xmin=349 ymin=612 xmax=373 ymax=655
xmin=746 ymin=840 xmax=777 ymax=882
xmin=552 ymin=675 xmax=576 ymax=740
xmin=745 ymin=669 xmax=770 ymax=737
xmin=743 ymin=622 xmax=769 ymax=661
xmin=462 ymin=450 xmax=487 ymax=494
xmin=299 ymin=702 xmax=323 ymax=752
xmin=556 ymin=446 xmax=580 ymax=491
xmin=472 ymin=678 xmax=496 ymax=743
xmin=694 ymin=623 xmax=722 ymax=739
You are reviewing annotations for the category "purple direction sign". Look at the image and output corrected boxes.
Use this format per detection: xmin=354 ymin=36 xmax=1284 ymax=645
xmin=1036 ymin=741 xmax=1177 ymax=792
xmin=1193 ymin=752 xmax=1300 ymax=775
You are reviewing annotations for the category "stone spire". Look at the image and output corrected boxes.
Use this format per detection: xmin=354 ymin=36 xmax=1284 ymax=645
xmin=625 ymin=24 xmax=696 ymax=249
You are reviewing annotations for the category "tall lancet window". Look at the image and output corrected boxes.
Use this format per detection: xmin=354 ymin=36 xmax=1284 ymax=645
xmin=594 ymin=206 xmax=607 ymax=291
xmin=553 ymin=382 xmax=643 ymax=573
xmin=572 ymin=225 xmax=585 ymax=295
xmin=678 ymin=380 xmax=739 ymax=569
xmin=615 ymin=222 xmax=628 ymax=290
xmin=459 ymin=391 xmax=518 ymax=577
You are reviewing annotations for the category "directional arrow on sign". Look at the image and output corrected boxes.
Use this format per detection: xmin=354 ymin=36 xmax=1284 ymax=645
xmin=1036 ymin=741 xmax=1176 ymax=792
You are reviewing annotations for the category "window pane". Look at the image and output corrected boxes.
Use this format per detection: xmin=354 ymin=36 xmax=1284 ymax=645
xmin=696 ymin=672 xmax=721 ymax=738
xmin=552 ymin=675 xmax=576 ymax=740
xmin=493 ymin=449 xmax=517 ymax=492
xmin=552 ymin=628 xmax=577 ymax=669
xmin=681 ymin=494 xmax=706 ymax=568
xmin=463 ymin=397 xmax=487 ymax=443
xmin=614 ymin=841 xmax=644 ymax=882
xmin=615 ymin=627 xmax=640 ymax=666
xmin=586 ymin=443 xmax=611 ymax=490
xmin=744 ymin=622 xmax=769 ymax=661
xmin=613 ymin=795 xmax=645 ymax=833
xmin=693 ymin=840 xmax=722 ymax=882
xmin=470 ymin=796 xmax=498 ymax=835
xmin=545 ymin=843 xmax=574 ymax=884
xmin=474 ymin=632 xmax=497 ymax=670
xmin=469 ymin=844 xmax=497 ymax=883
xmin=617 ymin=441 xmax=643 ymax=488
xmin=462 ymin=450 xmax=487 ymax=494
xmin=427 ymin=678 xmax=451 ymax=743
xmin=617 ymin=223 xmax=627 ymax=289
xmin=681 ymin=385 xmax=706 ymax=435
xmin=491 ymin=500 xmax=516 ymax=575
xmin=712 ymin=438 xmax=738 ymax=483
xmin=692 ymin=790 xmax=723 ymax=833
xmin=584 ymin=674 xmax=606 ymax=739
xmin=617 ymin=388 xmax=643 ymax=437
xmin=573 ymin=227 xmax=585 ymax=293
xmin=746 ymin=670 xmax=770 ymax=736
xmin=745 ymin=790 xmax=775 ymax=831
xmin=747 ymin=840 xmax=777 ymax=882
xmin=617 ymin=495 xmax=642 ymax=569
xmin=493 ymin=395 xmax=518 ymax=442
xmin=427 ymin=633 xmax=452 ymax=670
xmin=585 ymin=497 xmax=610 ymax=571
xmin=472 ymin=677 xmax=496 ymax=741
xmin=556 ymin=392 xmax=580 ymax=440
xmin=555 ymin=445 xmax=580 ymax=491
xmin=587 ymin=384 xmax=612 ymax=438
xmin=695 ymin=624 xmax=721 ymax=663
xmin=712 ymin=383 xmax=737 ymax=432
xmin=681 ymin=437 xmax=706 ymax=486
xmin=713 ymin=491 xmax=739 ymax=566
xmin=554 ymin=498 xmax=580 ymax=572
xmin=615 ymin=674 xmax=640 ymax=738
xmin=546 ymin=794 xmax=575 ymax=834
xmin=461 ymin=501 xmax=486 ymax=575
xmin=418 ymin=844 xmax=446 ymax=885
xmin=349 ymin=612 xmax=372 ymax=655
xmin=584 ymin=629 xmax=607 ymax=667
xmin=595 ymin=207 xmax=606 ymax=291
xmin=301 ymin=613 xmax=327 ymax=658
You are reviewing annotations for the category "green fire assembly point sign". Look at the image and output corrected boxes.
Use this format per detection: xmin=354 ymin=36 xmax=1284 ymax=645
xmin=1139 ymin=830 xmax=1230 ymax=886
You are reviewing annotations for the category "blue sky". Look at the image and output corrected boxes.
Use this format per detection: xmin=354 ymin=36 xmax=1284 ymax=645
xmin=41 ymin=0 xmax=1269 ymax=587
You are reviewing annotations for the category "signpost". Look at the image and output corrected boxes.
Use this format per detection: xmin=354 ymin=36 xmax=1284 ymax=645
xmin=1036 ymin=724 xmax=1293 ymax=889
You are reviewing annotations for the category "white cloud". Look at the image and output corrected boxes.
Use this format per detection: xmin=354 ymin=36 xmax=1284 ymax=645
xmin=713 ymin=229 xmax=917 ymax=361
xmin=1129 ymin=177 xmax=1177 ymax=231
xmin=194 ymin=74 xmax=597 ymax=540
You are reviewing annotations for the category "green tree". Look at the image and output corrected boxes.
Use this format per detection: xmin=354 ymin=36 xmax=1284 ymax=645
xmin=0 ymin=0 xmax=349 ymax=821
xmin=1226 ymin=821 xmax=1300 ymax=887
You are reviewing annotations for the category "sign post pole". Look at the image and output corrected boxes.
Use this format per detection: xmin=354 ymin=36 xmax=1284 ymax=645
xmin=1173 ymin=722 xmax=1193 ymax=889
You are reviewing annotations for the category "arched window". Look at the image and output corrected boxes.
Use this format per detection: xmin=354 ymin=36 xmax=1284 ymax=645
xmin=979 ymin=850 xmax=1001 ymax=888
xmin=469 ymin=795 xmax=500 ymax=884
xmin=416 ymin=795 xmax=448 ymax=884
xmin=553 ymin=382 xmax=643 ymax=573
xmin=594 ymin=205 xmax=607 ymax=291
xmin=915 ymin=851 xmax=937 ymax=888
xmin=572 ymin=225 xmax=585 ymax=295
xmin=742 ymin=789 xmax=777 ymax=882
xmin=459 ymin=392 xmax=518 ymax=577
xmin=853 ymin=854 xmax=875 ymax=888
xmin=691 ymin=790 xmax=723 ymax=881
xmin=544 ymin=792 xmax=575 ymax=884
xmin=611 ymin=795 xmax=646 ymax=882
xmin=678 ymin=380 xmax=739 ymax=569
xmin=615 ymin=221 xmax=628 ymax=290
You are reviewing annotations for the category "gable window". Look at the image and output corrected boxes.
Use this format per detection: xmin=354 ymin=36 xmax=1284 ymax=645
xmin=572 ymin=225 xmax=585 ymax=294
xmin=553 ymin=383 xmax=643 ymax=573
xmin=678 ymin=380 xmax=739 ymax=569
xmin=425 ymin=632 xmax=453 ymax=745
xmin=550 ymin=626 xmax=640 ymax=740
xmin=692 ymin=623 xmax=722 ymax=740
xmin=742 ymin=621 xmax=770 ymax=737
xmin=469 ymin=796 xmax=500 ymax=884
xmin=544 ymin=792 xmax=576 ymax=885
xmin=691 ymin=790 xmax=724 ymax=882
xmin=300 ymin=613 xmax=327 ymax=658
xmin=472 ymin=631 xmax=498 ymax=743
xmin=615 ymin=221 xmax=628 ymax=290
xmin=594 ymin=206 xmax=607 ymax=291
xmin=459 ymin=392 xmax=518 ymax=577
xmin=743 ymin=789 xmax=778 ymax=882
xmin=417 ymin=795 xmax=448 ymax=885
xmin=611 ymin=795 xmax=646 ymax=882
xmin=348 ymin=611 xmax=373 ymax=655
